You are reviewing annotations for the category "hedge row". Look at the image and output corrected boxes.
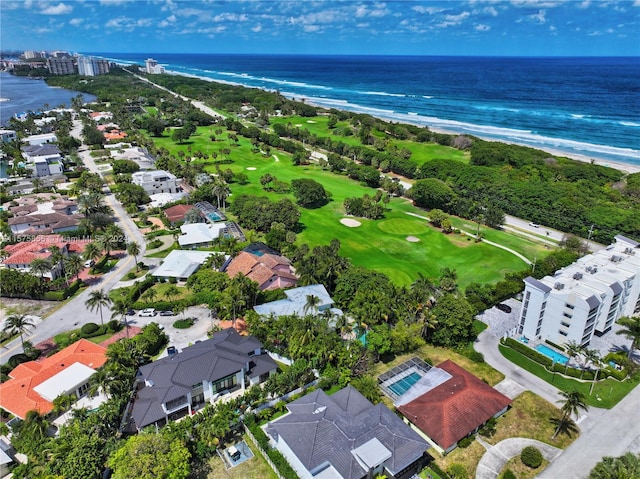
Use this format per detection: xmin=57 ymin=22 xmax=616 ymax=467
xmin=545 ymin=339 xmax=566 ymax=352
xmin=503 ymin=338 xmax=552 ymax=367
xmin=246 ymin=419 xmax=299 ymax=479
xmin=131 ymin=295 xmax=199 ymax=311
xmin=504 ymin=338 xmax=627 ymax=381
xmin=43 ymin=279 xmax=83 ymax=301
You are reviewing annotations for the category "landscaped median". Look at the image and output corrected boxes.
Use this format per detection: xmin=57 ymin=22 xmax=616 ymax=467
xmin=499 ymin=338 xmax=640 ymax=408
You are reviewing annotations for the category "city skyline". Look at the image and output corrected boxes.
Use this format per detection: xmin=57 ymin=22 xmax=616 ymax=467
xmin=1 ymin=0 xmax=639 ymax=57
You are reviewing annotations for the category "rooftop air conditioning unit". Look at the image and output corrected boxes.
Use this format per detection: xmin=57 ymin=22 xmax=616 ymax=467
xmin=554 ymin=282 xmax=565 ymax=290
xmin=573 ymin=272 xmax=583 ymax=280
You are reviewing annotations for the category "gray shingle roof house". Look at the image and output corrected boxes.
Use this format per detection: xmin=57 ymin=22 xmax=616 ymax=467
xmin=265 ymin=386 xmax=429 ymax=479
xmin=130 ymin=328 xmax=277 ymax=430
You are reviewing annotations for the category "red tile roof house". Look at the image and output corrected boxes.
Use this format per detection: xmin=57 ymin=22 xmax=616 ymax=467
xmin=224 ymin=244 xmax=297 ymax=291
xmin=5 ymin=193 xmax=81 ymax=235
xmin=0 ymin=339 xmax=108 ymax=420
xmin=163 ymin=204 xmax=195 ymax=226
xmin=1 ymin=235 xmax=92 ymax=280
xmin=396 ymin=360 xmax=512 ymax=455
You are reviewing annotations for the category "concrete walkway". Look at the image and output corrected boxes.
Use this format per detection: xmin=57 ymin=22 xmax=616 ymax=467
xmin=476 ymin=437 xmax=562 ymax=479
xmin=404 ymin=212 xmax=532 ymax=265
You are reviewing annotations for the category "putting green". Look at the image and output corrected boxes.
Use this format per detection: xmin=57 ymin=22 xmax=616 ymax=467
xmin=377 ymin=218 xmax=424 ymax=235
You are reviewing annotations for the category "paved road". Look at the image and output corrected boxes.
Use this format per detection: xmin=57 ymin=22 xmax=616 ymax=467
xmin=0 ymin=119 xmax=147 ymax=363
xmin=475 ymin=326 xmax=640 ymax=478
xmin=504 ymin=215 xmax=604 ymax=252
xmin=538 ymin=382 xmax=640 ymax=478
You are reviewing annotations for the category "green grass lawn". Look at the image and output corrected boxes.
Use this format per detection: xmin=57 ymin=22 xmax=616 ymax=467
xmin=499 ymin=344 xmax=640 ymax=408
xmin=148 ymin=126 xmax=548 ymax=287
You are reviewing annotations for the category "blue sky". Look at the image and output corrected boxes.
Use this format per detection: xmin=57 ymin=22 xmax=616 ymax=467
xmin=1 ymin=0 xmax=639 ymax=56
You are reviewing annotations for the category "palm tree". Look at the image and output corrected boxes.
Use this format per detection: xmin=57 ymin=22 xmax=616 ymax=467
xmin=29 ymin=257 xmax=51 ymax=278
xmin=111 ymin=299 xmax=130 ymax=339
xmin=616 ymin=316 xmax=640 ymax=360
xmin=85 ymin=288 xmax=112 ymax=326
xmin=65 ymin=255 xmax=84 ymax=283
xmin=126 ymin=241 xmax=141 ymax=271
xmin=303 ymin=294 xmax=321 ymax=316
xmin=83 ymin=241 xmax=102 ymax=264
xmin=52 ymin=393 xmax=76 ymax=415
xmin=564 ymin=340 xmax=584 ymax=374
xmin=165 ymin=285 xmax=181 ymax=303
xmin=97 ymin=231 xmax=119 ymax=259
xmin=553 ymin=390 xmax=588 ymax=439
xmin=142 ymin=288 xmax=157 ymax=304
xmin=3 ymin=313 xmax=35 ymax=352
xmin=584 ymin=348 xmax=604 ymax=395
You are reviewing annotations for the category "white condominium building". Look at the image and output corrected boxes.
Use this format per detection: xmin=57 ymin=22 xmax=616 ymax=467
xmin=131 ymin=170 xmax=180 ymax=195
xmin=518 ymin=235 xmax=640 ymax=347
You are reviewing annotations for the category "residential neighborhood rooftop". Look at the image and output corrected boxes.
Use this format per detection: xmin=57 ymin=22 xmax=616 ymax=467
xmin=0 ymin=339 xmax=107 ymax=419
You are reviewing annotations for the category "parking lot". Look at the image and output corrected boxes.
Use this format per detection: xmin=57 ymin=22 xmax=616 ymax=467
xmin=124 ymin=305 xmax=215 ymax=357
xmin=476 ymin=298 xmax=522 ymax=339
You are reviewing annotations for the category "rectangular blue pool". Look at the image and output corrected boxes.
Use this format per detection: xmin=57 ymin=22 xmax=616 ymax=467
xmin=535 ymin=344 xmax=569 ymax=365
xmin=388 ymin=371 xmax=422 ymax=397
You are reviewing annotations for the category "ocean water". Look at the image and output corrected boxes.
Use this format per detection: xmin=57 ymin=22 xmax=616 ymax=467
xmin=0 ymin=71 xmax=96 ymax=125
xmin=93 ymin=54 xmax=640 ymax=168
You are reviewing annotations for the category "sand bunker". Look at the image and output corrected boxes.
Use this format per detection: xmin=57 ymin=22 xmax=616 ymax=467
xmin=340 ymin=218 xmax=362 ymax=227
xmin=307 ymin=120 xmax=317 ymax=123
xmin=406 ymin=236 xmax=420 ymax=242
xmin=246 ymin=167 xmax=257 ymax=170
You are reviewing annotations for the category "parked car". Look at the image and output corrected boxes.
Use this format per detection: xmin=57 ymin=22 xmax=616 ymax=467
xmin=496 ymin=303 xmax=512 ymax=313
xmin=139 ymin=308 xmax=157 ymax=317
xmin=126 ymin=309 xmax=136 ymax=316
xmin=84 ymin=259 xmax=95 ymax=268
xmin=159 ymin=310 xmax=174 ymax=316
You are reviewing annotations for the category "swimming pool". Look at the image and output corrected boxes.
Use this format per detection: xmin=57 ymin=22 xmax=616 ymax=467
xmin=208 ymin=212 xmax=223 ymax=221
xmin=388 ymin=371 xmax=422 ymax=397
xmin=535 ymin=344 xmax=569 ymax=365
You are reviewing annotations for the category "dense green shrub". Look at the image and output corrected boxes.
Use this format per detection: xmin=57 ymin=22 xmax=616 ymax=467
xmin=107 ymin=320 xmax=120 ymax=332
xmin=126 ymin=272 xmax=136 ymax=280
xmin=8 ymin=354 xmax=30 ymax=369
xmin=521 ymin=446 xmax=543 ymax=468
xmin=63 ymin=279 xmax=83 ymax=299
xmin=502 ymin=469 xmax=517 ymax=479
xmin=173 ymin=318 xmax=195 ymax=329
xmin=44 ymin=291 xmax=65 ymax=301
xmin=458 ymin=435 xmax=475 ymax=448
xmin=81 ymin=323 xmax=100 ymax=335
xmin=447 ymin=463 xmax=468 ymax=479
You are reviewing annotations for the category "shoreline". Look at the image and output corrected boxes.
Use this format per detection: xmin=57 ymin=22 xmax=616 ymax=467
xmin=156 ymin=68 xmax=640 ymax=175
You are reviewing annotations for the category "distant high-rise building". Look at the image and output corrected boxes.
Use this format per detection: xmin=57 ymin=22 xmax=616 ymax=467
xmin=51 ymin=51 xmax=70 ymax=58
xmin=77 ymin=56 xmax=111 ymax=77
xmin=145 ymin=58 xmax=164 ymax=74
xmin=46 ymin=57 xmax=76 ymax=75
xmin=23 ymin=51 xmax=38 ymax=59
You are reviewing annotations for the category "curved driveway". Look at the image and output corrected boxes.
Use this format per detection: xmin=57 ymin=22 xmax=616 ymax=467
xmin=476 ymin=437 xmax=562 ymax=479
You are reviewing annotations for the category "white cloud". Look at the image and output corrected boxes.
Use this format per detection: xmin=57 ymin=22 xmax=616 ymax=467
xmin=588 ymin=30 xmax=602 ymax=36
xmin=105 ymin=16 xmax=153 ymax=30
xmin=511 ymin=0 xmax=558 ymax=7
xmin=528 ymin=9 xmax=546 ymax=24
xmin=445 ymin=11 xmax=470 ymax=23
xmin=412 ymin=6 xmax=445 ymax=15
xmin=252 ymin=24 xmax=262 ymax=33
xmin=69 ymin=18 xmax=83 ymax=26
xmin=303 ymin=25 xmax=321 ymax=33
xmin=484 ymin=6 xmax=498 ymax=16
xmin=40 ymin=3 xmax=73 ymax=15
xmin=634 ymin=0 xmax=640 ymax=6
xmin=99 ymin=0 xmax=131 ymax=5
xmin=579 ymin=0 xmax=591 ymax=8
xmin=213 ymin=13 xmax=248 ymax=23
xmin=475 ymin=23 xmax=491 ymax=31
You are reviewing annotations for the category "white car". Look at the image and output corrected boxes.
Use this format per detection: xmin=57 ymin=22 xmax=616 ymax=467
xmin=528 ymin=222 xmax=540 ymax=228
xmin=139 ymin=308 xmax=157 ymax=317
